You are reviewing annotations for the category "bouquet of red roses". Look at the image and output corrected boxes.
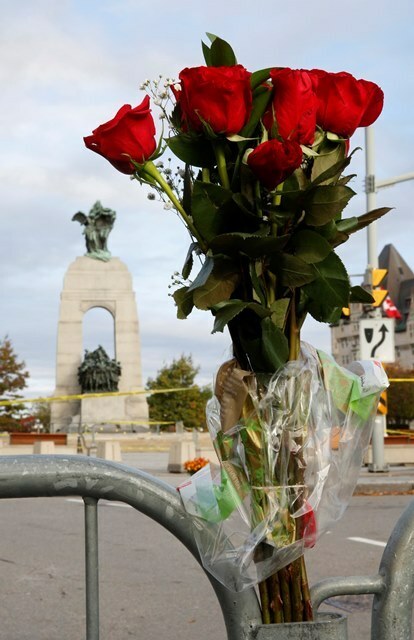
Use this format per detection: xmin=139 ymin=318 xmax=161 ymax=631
xmin=84 ymin=34 xmax=390 ymax=624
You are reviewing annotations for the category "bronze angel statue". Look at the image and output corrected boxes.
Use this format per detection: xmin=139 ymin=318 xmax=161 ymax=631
xmin=72 ymin=201 xmax=116 ymax=261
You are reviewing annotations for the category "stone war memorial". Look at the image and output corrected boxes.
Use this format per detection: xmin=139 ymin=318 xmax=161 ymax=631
xmin=50 ymin=201 xmax=148 ymax=432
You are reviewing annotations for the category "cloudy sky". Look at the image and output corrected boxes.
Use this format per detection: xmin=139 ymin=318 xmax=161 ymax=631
xmin=1 ymin=0 xmax=413 ymax=397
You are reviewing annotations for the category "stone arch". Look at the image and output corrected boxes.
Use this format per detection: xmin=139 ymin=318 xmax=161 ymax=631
xmin=83 ymin=305 xmax=116 ymax=359
xmin=51 ymin=256 xmax=148 ymax=432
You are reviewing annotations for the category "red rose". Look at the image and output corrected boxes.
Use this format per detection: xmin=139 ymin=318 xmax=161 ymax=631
xmin=309 ymin=69 xmax=384 ymax=138
xmin=263 ymin=68 xmax=317 ymax=145
xmin=84 ymin=96 xmax=157 ymax=174
xmin=247 ymin=139 xmax=303 ymax=190
xmin=173 ymin=65 xmax=252 ymax=135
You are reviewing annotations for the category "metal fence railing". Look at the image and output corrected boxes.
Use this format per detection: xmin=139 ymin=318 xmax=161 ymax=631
xmin=0 ymin=455 xmax=413 ymax=639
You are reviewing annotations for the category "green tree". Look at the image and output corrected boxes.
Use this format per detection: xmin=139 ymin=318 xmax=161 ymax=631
xmin=0 ymin=336 xmax=30 ymax=432
xmin=387 ymin=364 xmax=414 ymax=428
xmin=146 ymin=355 xmax=212 ymax=430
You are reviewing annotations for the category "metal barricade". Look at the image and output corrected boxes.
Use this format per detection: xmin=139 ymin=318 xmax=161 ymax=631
xmin=0 ymin=454 xmax=413 ymax=639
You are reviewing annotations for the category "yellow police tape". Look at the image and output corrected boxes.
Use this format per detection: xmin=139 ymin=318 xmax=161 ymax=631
xmin=0 ymin=387 xmax=193 ymax=408
xmin=1 ymin=378 xmax=412 ymax=409
xmin=93 ymin=420 xmax=175 ymax=426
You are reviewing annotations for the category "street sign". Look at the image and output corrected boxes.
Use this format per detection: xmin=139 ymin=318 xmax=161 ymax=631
xmin=372 ymin=268 xmax=388 ymax=288
xmin=359 ymin=318 xmax=395 ymax=362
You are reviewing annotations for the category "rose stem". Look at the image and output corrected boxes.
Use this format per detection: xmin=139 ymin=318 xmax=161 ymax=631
xmin=287 ymin=292 xmax=306 ymax=621
xmin=290 ymin=558 xmax=304 ymax=622
xmin=259 ymin=579 xmax=271 ymax=624
xmin=300 ymin=556 xmax=313 ymax=621
xmin=213 ymin=141 xmax=231 ymax=189
xmin=269 ymin=572 xmax=283 ymax=623
xmin=278 ymin=567 xmax=292 ymax=623
xmin=202 ymin=167 xmax=211 ymax=182
xmin=140 ymin=161 xmax=208 ymax=253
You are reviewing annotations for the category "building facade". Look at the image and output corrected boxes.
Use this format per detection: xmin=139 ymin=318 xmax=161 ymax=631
xmin=331 ymin=245 xmax=414 ymax=369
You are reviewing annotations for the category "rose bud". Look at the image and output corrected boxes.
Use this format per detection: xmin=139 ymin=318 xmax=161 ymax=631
xmin=247 ymin=139 xmax=303 ymax=190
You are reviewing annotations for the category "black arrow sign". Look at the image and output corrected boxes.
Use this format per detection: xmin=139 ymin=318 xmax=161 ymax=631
xmin=370 ymin=324 xmax=389 ymax=358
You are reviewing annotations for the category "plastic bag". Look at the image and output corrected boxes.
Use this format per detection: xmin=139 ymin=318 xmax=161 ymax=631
xmin=178 ymin=343 xmax=388 ymax=591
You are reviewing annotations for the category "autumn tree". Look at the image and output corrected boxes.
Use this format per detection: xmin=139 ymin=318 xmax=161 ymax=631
xmin=0 ymin=336 xmax=30 ymax=431
xmin=146 ymin=355 xmax=212 ymax=430
xmin=386 ymin=364 xmax=414 ymax=428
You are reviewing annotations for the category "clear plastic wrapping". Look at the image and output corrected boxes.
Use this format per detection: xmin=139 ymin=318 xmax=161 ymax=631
xmin=178 ymin=344 xmax=388 ymax=591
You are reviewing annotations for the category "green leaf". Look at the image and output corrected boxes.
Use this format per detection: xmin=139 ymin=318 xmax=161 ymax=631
xmin=240 ymin=84 xmax=272 ymax=138
xmin=290 ymin=230 xmax=333 ymax=264
xmin=336 ymin=217 xmax=358 ymax=233
xmin=173 ymin=287 xmax=194 ymax=319
xmin=188 ymin=256 xmax=214 ymax=292
xmin=249 ymin=262 xmax=266 ymax=306
xmin=212 ymin=300 xmax=270 ymax=333
xmin=182 ymin=242 xmax=198 ymax=280
xmin=269 ymin=298 xmax=290 ymax=329
xmin=336 ymin=174 xmax=356 ymax=186
xmin=350 ymin=207 xmax=393 ymax=233
xmin=303 ymin=252 xmax=350 ymax=322
xmin=269 ymin=253 xmax=316 ymax=287
xmin=303 ymin=185 xmax=355 ymax=226
xmin=210 ymin=36 xmax=237 ymax=66
xmin=350 ymin=285 xmax=374 ymax=304
xmin=311 ymin=155 xmax=352 ymax=187
xmin=331 ymin=207 xmax=393 ymax=248
xmin=210 ymin=232 xmax=289 ymax=258
xmin=166 ymin=135 xmax=215 ymax=168
xmin=191 ymin=181 xmax=233 ymax=242
xmin=261 ymin=318 xmax=289 ymax=370
xmin=318 ymin=220 xmax=338 ymax=241
xmin=250 ymin=67 xmax=272 ymax=89
xmin=310 ymin=139 xmax=347 ymax=182
xmin=202 ymin=40 xmax=212 ymax=66
xmin=192 ymin=260 xmax=240 ymax=310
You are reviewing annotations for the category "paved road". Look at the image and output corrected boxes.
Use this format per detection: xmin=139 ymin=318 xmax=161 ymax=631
xmin=0 ymin=453 xmax=413 ymax=639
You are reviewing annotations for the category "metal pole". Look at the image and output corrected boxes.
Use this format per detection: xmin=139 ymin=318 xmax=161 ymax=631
xmin=365 ymin=126 xmax=378 ymax=271
xmin=84 ymin=497 xmax=100 ymax=640
xmin=365 ymin=127 xmax=388 ymax=472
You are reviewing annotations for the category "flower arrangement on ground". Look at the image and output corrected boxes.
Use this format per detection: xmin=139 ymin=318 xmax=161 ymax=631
xmin=184 ymin=457 xmax=210 ymax=475
xmin=84 ymin=34 xmax=390 ymax=624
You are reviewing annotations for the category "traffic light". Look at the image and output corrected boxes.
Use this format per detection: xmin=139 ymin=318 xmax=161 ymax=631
xmin=370 ymin=268 xmax=388 ymax=307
